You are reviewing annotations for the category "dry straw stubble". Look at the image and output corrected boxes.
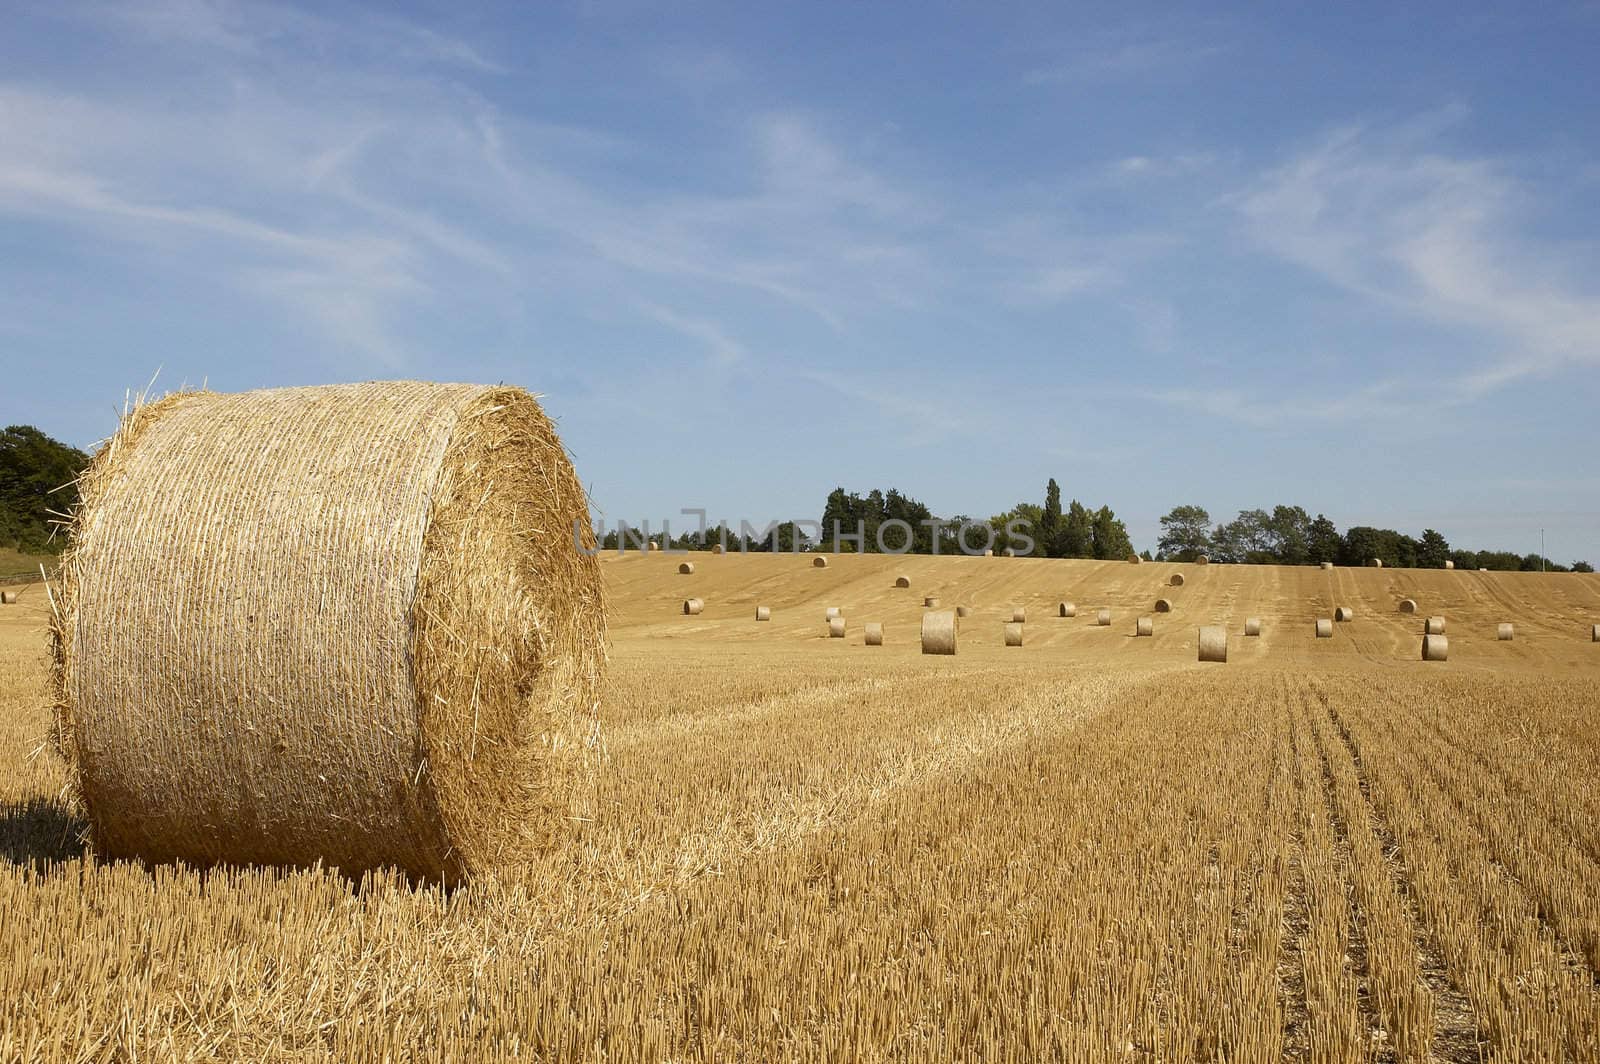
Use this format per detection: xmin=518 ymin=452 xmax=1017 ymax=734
xmin=52 ymin=382 xmax=604 ymax=885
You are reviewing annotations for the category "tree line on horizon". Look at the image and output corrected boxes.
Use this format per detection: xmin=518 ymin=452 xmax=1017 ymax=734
xmin=1 ymin=425 xmax=1589 ymax=572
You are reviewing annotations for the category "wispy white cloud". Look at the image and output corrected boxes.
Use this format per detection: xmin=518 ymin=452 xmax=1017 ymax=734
xmin=1233 ymin=121 xmax=1600 ymax=395
xmin=1024 ymin=33 xmax=1224 ymax=85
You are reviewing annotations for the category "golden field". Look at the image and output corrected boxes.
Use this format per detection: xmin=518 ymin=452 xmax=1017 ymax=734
xmin=2 ymin=554 xmax=1598 ymax=1062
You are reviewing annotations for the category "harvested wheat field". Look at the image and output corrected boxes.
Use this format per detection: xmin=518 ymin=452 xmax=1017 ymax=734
xmin=3 ymin=553 xmax=1600 ymax=1061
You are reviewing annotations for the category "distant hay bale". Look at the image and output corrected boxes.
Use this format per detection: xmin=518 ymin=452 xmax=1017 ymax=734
xmin=712 ymin=544 xmax=725 ymax=555
xmin=983 ymin=549 xmax=993 ymax=557
xmin=647 ymin=541 xmax=660 ymax=552
xmin=864 ymin=622 xmax=883 ymax=646
xmin=678 ymin=561 xmax=695 ymax=574
xmin=1011 ymin=606 xmax=1026 ymax=623
xmin=1004 ymin=622 xmax=1024 ymax=647
xmin=1335 ymin=607 xmax=1354 ymax=622
xmin=1369 ymin=558 xmax=1383 ymax=568
xmin=1004 ymin=547 xmax=1019 ymax=557
xmin=1398 ymin=599 xmax=1417 ymax=614
xmin=1244 ymin=617 xmax=1261 ymax=637
xmin=924 ymin=596 xmax=941 ymax=608
xmin=921 ymin=609 xmax=957 ymax=655
xmin=1497 ymin=623 xmax=1514 ymax=641
xmin=1128 ymin=553 xmax=1141 ymax=564
xmin=1315 ymin=619 xmax=1333 ymax=638
xmin=1443 ymin=559 xmax=1454 ymax=570
xmin=1422 ymin=634 xmax=1449 ymax=661
xmin=825 ymin=606 xmax=841 ymax=619
xmin=1196 ymin=555 xmax=1209 ymax=565
xmin=51 ymin=382 xmax=604 ymax=885
xmin=1320 ymin=561 xmax=1334 ymax=570
xmin=683 ymin=598 xmax=704 ymax=615
xmin=1198 ymin=625 xmax=1227 ymax=663
xmin=1169 ymin=573 xmax=1185 ymax=587
xmin=827 ymin=616 xmax=846 ymax=638
xmin=1154 ymin=598 xmax=1172 ymax=613
xmin=1479 ymin=567 xmax=1488 ymax=572
xmin=894 ymin=575 xmax=911 ymax=588
xmin=956 ymin=605 xmax=971 ymax=618
xmin=1058 ymin=601 xmax=1075 ymax=617
xmin=0 ymin=590 xmax=16 ymax=605
xmin=1425 ymin=616 xmax=1445 ymax=635
xmin=1096 ymin=608 xmax=1111 ymax=626
xmin=755 ymin=606 xmax=771 ymax=621
xmin=813 ymin=555 xmax=828 ymax=568
xmin=1136 ymin=616 xmax=1153 ymax=637
xmin=1592 ymin=624 xmax=1599 ymax=642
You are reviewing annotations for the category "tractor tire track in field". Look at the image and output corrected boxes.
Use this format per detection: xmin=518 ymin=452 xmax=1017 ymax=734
xmin=1319 ymin=695 xmax=1485 ymax=1063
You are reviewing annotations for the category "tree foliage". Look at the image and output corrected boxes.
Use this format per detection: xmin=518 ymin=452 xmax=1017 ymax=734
xmin=0 ymin=425 xmax=90 ymax=554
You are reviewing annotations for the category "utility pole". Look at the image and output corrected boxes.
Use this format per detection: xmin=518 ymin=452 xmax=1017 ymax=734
xmin=1541 ymin=528 xmax=1546 ymax=572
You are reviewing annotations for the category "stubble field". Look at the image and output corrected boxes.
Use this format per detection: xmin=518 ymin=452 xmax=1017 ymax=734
xmin=2 ymin=554 xmax=1598 ymax=1062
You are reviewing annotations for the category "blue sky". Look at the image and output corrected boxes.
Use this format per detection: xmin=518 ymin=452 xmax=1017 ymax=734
xmin=2 ymin=1 xmax=1598 ymax=560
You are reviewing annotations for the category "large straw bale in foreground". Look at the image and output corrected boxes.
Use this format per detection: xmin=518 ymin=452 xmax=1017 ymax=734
xmin=1003 ymin=622 xmax=1024 ymax=646
xmin=921 ymin=609 xmax=957 ymax=655
xmin=1422 ymin=634 xmax=1449 ymax=661
xmin=1198 ymin=625 xmax=1227 ymax=662
xmin=51 ymin=382 xmax=604 ymax=885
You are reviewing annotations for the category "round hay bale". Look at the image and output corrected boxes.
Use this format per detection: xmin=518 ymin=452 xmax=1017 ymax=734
xmin=924 ymin=596 xmax=941 ymax=609
xmin=1011 ymin=606 xmax=1026 ymax=623
xmin=1003 ymin=622 xmax=1024 ymax=647
xmin=812 ymin=555 xmax=828 ymax=568
xmin=1479 ymin=567 xmax=1488 ymax=572
xmin=1096 ymin=608 xmax=1111 ymax=626
xmin=0 ymin=590 xmax=16 ymax=605
xmin=956 ymin=605 xmax=971 ymax=618
xmin=755 ymin=606 xmax=771 ymax=621
xmin=1369 ymin=558 xmax=1383 ymax=568
xmin=683 ymin=597 xmax=704 ymax=615
xmin=1320 ymin=561 xmax=1334 ymax=570
xmin=678 ymin=561 xmax=695 ymax=574
xmin=827 ymin=616 xmax=846 ymax=638
xmin=1128 ymin=553 xmax=1141 ymax=564
xmin=1058 ymin=601 xmax=1075 ymax=618
xmin=921 ymin=609 xmax=957 ymax=655
xmin=894 ymin=575 xmax=910 ymax=588
xmin=825 ymin=606 xmax=841 ymax=619
xmin=1244 ymin=617 xmax=1261 ymax=637
xmin=1592 ymin=624 xmax=1599 ymax=642
xmin=1195 ymin=554 xmax=1209 ymax=565
xmin=1443 ymin=559 xmax=1454 ymax=570
xmin=1169 ymin=573 xmax=1185 ymax=587
xmin=1315 ymin=619 xmax=1333 ymax=638
xmin=1198 ymin=625 xmax=1227 ymax=662
xmin=1422 ymin=634 xmax=1449 ymax=661
xmin=1425 ymin=616 xmax=1446 ymax=635
xmin=647 ymin=541 xmax=660 ymax=552
xmin=1154 ymin=598 xmax=1172 ymax=613
xmin=711 ymin=544 xmax=724 ymax=555
xmin=1135 ymin=616 xmax=1152 ymax=637
xmin=982 ymin=549 xmax=993 ymax=557
xmin=1335 ymin=607 xmax=1354 ymax=622
xmin=1398 ymin=599 xmax=1417 ymax=614
xmin=51 ymin=382 xmax=604 ymax=885
xmin=1497 ymin=623 xmax=1514 ymax=641
xmin=864 ymin=622 xmax=884 ymax=646
xmin=1003 ymin=547 xmax=1019 ymax=557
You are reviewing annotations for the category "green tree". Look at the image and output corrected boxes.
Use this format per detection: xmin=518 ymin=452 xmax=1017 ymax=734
xmin=1040 ymin=478 xmax=1062 ymax=558
xmin=1059 ymin=500 xmax=1093 ymax=558
xmin=1091 ymin=505 xmax=1132 ymax=560
xmin=1416 ymin=529 xmax=1451 ymax=568
xmin=0 ymin=425 xmax=90 ymax=554
xmin=1156 ymin=504 xmax=1211 ymax=562
xmin=1308 ymin=514 xmax=1340 ymax=565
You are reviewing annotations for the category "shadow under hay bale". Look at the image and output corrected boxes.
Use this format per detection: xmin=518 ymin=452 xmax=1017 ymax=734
xmin=0 ymin=799 xmax=89 ymax=869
